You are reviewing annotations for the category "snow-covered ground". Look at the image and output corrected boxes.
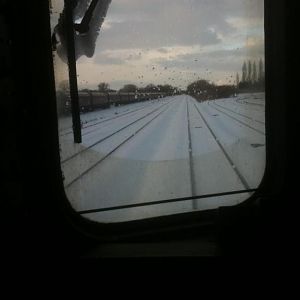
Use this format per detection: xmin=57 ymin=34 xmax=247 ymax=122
xmin=58 ymin=93 xmax=265 ymax=223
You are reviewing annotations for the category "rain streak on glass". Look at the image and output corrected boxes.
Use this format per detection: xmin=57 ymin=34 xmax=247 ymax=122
xmin=51 ymin=0 xmax=265 ymax=223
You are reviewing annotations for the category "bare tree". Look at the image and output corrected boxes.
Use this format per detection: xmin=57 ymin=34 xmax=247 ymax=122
xmin=98 ymin=82 xmax=110 ymax=92
xmin=119 ymin=84 xmax=138 ymax=93
xmin=252 ymin=61 xmax=257 ymax=83
xmin=242 ymin=61 xmax=247 ymax=83
xmin=236 ymin=73 xmax=240 ymax=87
xmin=247 ymin=60 xmax=252 ymax=83
xmin=258 ymin=58 xmax=264 ymax=83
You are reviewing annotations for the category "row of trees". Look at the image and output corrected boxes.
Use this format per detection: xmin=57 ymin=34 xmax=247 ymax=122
xmin=97 ymin=82 xmax=179 ymax=94
xmin=187 ymin=79 xmax=236 ymax=100
xmin=237 ymin=59 xmax=265 ymax=91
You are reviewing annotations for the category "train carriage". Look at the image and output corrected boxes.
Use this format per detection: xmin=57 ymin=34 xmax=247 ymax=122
xmin=59 ymin=90 xmax=167 ymax=114
xmin=90 ymin=92 xmax=110 ymax=110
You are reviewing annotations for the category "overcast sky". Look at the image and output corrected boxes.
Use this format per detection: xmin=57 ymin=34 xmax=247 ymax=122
xmin=52 ymin=0 xmax=264 ymax=90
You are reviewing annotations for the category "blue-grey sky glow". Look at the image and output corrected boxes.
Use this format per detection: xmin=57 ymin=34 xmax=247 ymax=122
xmin=52 ymin=0 xmax=265 ymax=90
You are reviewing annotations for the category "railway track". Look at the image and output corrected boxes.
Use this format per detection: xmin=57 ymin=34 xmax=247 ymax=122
xmin=193 ymin=102 xmax=251 ymax=191
xmin=59 ymin=100 xmax=164 ymax=137
xmin=208 ymin=101 xmax=265 ymax=136
xmin=71 ymin=99 xmax=172 ymax=138
xmin=61 ymin=99 xmax=172 ymax=164
xmin=224 ymin=98 xmax=264 ymax=113
xmin=62 ymin=95 xmax=262 ymax=219
xmin=212 ymin=101 xmax=265 ymax=125
xmin=236 ymin=98 xmax=265 ymax=109
xmin=64 ymin=101 xmax=173 ymax=188
xmin=186 ymin=100 xmax=197 ymax=209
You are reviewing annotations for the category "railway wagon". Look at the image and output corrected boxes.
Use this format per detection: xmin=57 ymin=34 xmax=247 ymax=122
xmin=136 ymin=92 xmax=166 ymax=102
xmin=109 ymin=92 xmax=165 ymax=106
xmin=79 ymin=91 xmax=110 ymax=111
xmin=108 ymin=92 xmax=132 ymax=106
xmin=56 ymin=90 xmax=70 ymax=115
xmin=60 ymin=91 xmax=167 ymax=114
xmin=63 ymin=91 xmax=110 ymax=113
xmin=112 ymin=92 xmax=144 ymax=105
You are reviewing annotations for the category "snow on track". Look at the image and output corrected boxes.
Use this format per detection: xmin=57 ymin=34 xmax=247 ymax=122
xmin=196 ymin=100 xmax=265 ymax=188
xmin=59 ymin=93 xmax=266 ymax=222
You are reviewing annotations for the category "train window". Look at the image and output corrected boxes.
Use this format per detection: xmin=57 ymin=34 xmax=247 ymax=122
xmin=51 ymin=0 xmax=265 ymax=223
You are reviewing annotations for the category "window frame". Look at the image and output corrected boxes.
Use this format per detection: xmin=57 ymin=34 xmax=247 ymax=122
xmin=17 ymin=0 xmax=287 ymax=246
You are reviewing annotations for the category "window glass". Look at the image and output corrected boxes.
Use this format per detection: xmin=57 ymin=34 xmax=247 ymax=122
xmin=51 ymin=0 xmax=265 ymax=223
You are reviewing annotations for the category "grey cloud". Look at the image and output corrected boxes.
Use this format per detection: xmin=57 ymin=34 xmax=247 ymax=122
xmin=157 ymin=48 xmax=170 ymax=54
xmin=94 ymin=0 xmax=260 ymax=51
xmin=104 ymin=0 xmax=263 ymax=22
xmin=75 ymin=0 xmax=264 ymax=87
xmin=199 ymin=29 xmax=222 ymax=45
xmin=93 ymin=49 xmax=144 ymax=65
xmin=125 ymin=53 xmax=143 ymax=61
xmin=109 ymin=79 xmax=136 ymax=90
xmin=155 ymin=42 xmax=264 ymax=72
xmin=93 ymin=53 xmax=125 ymax=65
